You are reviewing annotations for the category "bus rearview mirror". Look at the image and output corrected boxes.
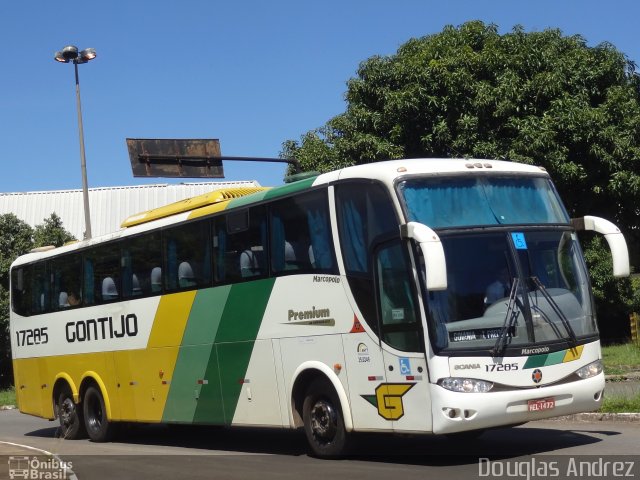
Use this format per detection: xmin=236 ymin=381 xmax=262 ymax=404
xmin=401 ymin=222 xmax=448 ymax=291
xmin=571 ymin=216 xmax=630 ymax=278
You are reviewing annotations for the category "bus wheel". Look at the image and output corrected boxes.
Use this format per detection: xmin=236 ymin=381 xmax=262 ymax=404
xmin=56 ymin=388 xmax=86 ymax=440
xmin=83 ymin=386 xmax=116 ymax=442
xmin=302 ymin=378 xmax=349 ymax=458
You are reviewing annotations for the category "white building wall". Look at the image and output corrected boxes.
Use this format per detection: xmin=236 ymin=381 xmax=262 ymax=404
xmin=0 ymin=181 xmax=260 ymax=240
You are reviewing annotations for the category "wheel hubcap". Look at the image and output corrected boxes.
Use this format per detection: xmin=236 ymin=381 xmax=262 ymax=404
xmin=59 ymin=398 xmax=75 ymax=427
xmin=310 ymin=399 xmax=337 ymax=443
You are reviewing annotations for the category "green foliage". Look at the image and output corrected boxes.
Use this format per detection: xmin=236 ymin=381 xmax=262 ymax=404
xmin=600 ymin=393 xmax=640 ymax=413
xmin=0 ymin=214 xmax=33 ymax=388
xmin=583 ymin=236 xmax=634 ymax=341
xmin=283 ymin=21 xmax=640 ymax=331
xmin=601 ymin=343 xmax=640 ymax=375
xmin=33 ymin=212 xmax=76 ymax=248
xmin=0 ymin=386 xmax=15 ymax=407
xmin=0 ymin=213 xmax=75 ymax=388
xmin=0 ymin=214 xmax=34 ymax=288
xmin=632 ymin=275 xmax=640 ymax=313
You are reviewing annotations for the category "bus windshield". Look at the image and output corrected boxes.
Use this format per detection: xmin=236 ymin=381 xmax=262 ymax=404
xmin=423 ymin=230 xmax=596 ymax=353
xmin=399 ymin=175 xmax=569 ymax=228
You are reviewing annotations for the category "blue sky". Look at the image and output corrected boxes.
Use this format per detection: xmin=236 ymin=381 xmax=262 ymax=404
xmin=1 ymin=0 xmax=639 ymax=192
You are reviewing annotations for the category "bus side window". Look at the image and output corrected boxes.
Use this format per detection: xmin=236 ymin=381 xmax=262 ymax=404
xmin=122 ymin=231 xmax=161 ymax=298
xmin=218 ymin=207 xmax=267 ymax=283
xmin=163 ymin=220 xmax=211 ymax=292
xmin=85 ymin=244 xmax=120 ymax=304
xmin=11 ymin=267 xmax=29 ymax=316
xmin=50 ymin=254 xmax=83 ymax=310
xmin=375 ymin=240 xmax=421 ymax=352
xmin=336 ymin=181 xmax=399 ymax=335
xmin=32 ymin=263 xmax=49 ymax=315
xmin=270 ymin=189 xmax=336 ymax=275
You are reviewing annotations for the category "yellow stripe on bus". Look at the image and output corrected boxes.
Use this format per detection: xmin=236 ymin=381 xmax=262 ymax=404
xmin=147 ymin=291 xmax=196 ymax=348
xmin=563 ymin=345 xmax=584 ymax=362
xmin=112 ymin=291 xmax=197 ymax=422
xmin=121 ymin=187 xmax=268 ymax=228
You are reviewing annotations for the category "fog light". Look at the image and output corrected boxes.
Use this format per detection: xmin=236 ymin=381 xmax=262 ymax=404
xmin=576 ymin=360 xmax=603 ymax=379
xmin=440 ymin=377 xmax=493 ymax=393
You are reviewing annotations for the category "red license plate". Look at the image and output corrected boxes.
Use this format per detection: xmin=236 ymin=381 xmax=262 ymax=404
xmin=528 ymin=397 xmax=555 ymax=412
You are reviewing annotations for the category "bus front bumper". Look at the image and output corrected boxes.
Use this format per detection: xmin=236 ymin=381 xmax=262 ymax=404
xmin=430 ymin=373 xmax=605 ymax=435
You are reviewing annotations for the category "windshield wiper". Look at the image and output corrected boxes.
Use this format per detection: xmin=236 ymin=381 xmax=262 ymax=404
xmin=529 ymin=276 xmax=577 ymax=346
xmin=492 ymin=278 xmax=521 ymax=357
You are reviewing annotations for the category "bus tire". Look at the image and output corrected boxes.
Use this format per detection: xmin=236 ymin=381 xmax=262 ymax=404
xmin=302 ymin=378 xmax=350 ymax=458
xmin=56 ymin=387 xmax=86 ymax=440
xmin=83 ymin=386 xmax=116 ymax=442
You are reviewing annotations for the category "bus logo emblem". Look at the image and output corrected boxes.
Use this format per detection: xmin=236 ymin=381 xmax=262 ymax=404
xmin=361 ymin=383 xmax=415 ymax=420
xmin=532 ymin=369 xmax=543 ymax=383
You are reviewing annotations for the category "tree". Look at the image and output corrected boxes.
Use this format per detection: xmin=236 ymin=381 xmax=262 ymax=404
xmin=33 ymin=212 xmax=76 ymax=248
xmin=0 ymin=213 xmax=75 ymax=388
xmin=283 ymin=21 xmax=640 ymax=335
xmin=0 ymin=214 xmax=34 ymax=388
xmin=583 ymin=236 xmax=635 ymax=342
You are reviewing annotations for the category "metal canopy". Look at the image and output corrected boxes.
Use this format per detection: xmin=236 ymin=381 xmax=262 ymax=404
xmin=127 ymin=138 xmax=224 ymax=178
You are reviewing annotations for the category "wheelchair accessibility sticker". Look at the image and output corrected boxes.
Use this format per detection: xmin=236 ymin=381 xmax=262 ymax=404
xmin=399 ymin=357 xmax=412 ymax=375
xmin=511 ymin=232 xmax=528 ymax=250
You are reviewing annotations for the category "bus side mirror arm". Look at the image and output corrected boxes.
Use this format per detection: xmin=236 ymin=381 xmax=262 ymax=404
xmin=571 ymin=216 xmax=630 ymax=278
xmin=400 ymin=222 xmax=448 ymax=291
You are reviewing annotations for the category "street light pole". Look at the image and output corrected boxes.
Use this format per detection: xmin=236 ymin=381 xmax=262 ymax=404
xmin=55 ymin=45 xmax=96 ymax=240
xmin=73 ymin=61 xmax=92 ymax=240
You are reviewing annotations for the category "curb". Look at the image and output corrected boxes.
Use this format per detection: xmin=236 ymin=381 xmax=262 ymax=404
xmin=538 ymin=412 xmax=640 ymax=422
xmin=0 ymin=405 xmax=16 ymax=410
xmin=605 ymin=373 xmax=640 ymax=381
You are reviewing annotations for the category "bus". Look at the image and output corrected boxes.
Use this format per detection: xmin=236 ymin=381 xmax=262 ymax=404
xmin=10 ymin=158 xmax=629 ymax=457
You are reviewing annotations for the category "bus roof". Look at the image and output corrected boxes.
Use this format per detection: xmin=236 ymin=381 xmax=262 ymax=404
xmin=312 ymin=158 xmax=548 ymax=186
xmin=11 ymin=158 xmax=548 ymax=268
xmin=120 ymin=186 xmax=269 ymax=228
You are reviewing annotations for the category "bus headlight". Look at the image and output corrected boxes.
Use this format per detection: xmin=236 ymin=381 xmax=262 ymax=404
xmin=439 ymin=377 xmax=493 ymax=393
xmin=576 ymin=360 xmax=603 ymax=379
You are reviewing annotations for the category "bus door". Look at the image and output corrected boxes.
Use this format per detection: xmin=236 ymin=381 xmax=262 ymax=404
xmin=374 ymin=239 xmax=432 ymax=433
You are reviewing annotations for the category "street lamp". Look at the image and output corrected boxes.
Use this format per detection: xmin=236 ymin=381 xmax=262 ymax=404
xmin=54 ymin=45 xmax=96 ymax=240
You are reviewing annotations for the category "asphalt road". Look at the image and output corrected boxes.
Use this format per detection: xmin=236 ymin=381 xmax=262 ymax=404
xmin=0 ymin=409 xmax=639 ymax=480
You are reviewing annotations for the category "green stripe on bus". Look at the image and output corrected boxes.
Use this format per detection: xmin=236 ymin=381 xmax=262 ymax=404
xmin=523 ymin=354 xmax=548 ymax=369
xmin=546 ymin=350 xmax=566 ymax=365
xmin=262 ymin=177 xmax=317 ymax=201
xmin=523 ymin=349 xmax=570 ymax=369
xmin=226 ymin=190 xmax=270 ymax=209
xmin=215 ymin=279 xmax=275 ymax=343
xmin=162 ymin=287 xmax=231 ymax=423
xmin=183 ymin=286 xmax=232 ymax=345
xmin=227 ymin=177 xmax=317 ymax=210
xmin=185 ymin=279 xmax=275 ymax=424
xmin=191 ymin=348 xmax=225 ymax=424
xmin=162 ymin=344 xmax=222 ymax=423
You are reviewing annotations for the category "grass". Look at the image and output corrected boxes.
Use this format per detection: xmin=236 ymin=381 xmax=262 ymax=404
xmin=0 ymin=387 xmax=15 ymax=407
xmin=599 ymin=342 xmax=640 ymax=412
xmin=601 ymin=342 xmax=640 ymax=376
xmin=600 ymin=393 xmax=640 ymax=413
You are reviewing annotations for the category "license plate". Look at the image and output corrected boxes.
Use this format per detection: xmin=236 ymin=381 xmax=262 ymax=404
xmin=528 ymin=397 xmax=555 ymax=412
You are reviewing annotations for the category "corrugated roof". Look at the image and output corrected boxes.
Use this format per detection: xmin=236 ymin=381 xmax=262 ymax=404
xmin=0 ymin=181 xmax=260 ymax=240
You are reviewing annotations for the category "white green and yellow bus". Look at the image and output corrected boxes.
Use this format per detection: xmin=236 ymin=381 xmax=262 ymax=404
xmin=10 ymin=158 xmax=630 ymax=457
